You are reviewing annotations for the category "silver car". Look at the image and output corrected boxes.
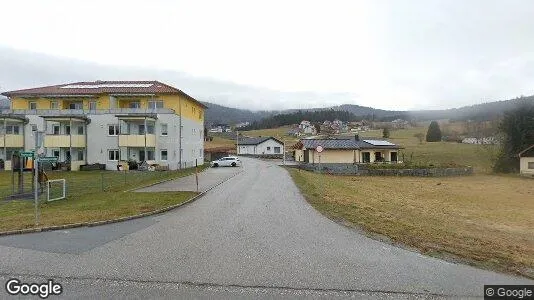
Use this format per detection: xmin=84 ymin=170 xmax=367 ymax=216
xmin=210 ymin=156 xmax=241 ymax=167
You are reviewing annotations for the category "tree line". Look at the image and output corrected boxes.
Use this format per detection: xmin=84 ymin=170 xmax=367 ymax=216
xmin=241 ymin=109 xmax=357 ymax=130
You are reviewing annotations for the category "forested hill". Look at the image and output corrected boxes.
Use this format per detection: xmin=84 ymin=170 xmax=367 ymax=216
xmin=242 ymin=109 xmax=356 ymax=130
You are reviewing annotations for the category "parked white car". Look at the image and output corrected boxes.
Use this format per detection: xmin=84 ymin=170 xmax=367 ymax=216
xmin=210 ymin=156 xmax=241 ymax=167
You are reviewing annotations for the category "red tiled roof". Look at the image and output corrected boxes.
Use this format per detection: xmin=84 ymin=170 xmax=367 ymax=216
xmin=1 ymin=80 xmax=207 ymax=108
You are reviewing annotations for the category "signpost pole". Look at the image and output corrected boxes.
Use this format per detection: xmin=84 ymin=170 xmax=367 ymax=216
xmin=195 ymin=159 xmax=199 ymax=193
xmin=34 ymin=132 xmax=39 ymax=226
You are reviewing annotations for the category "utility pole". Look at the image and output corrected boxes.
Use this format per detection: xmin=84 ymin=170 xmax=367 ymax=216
xmin=236 ymin=130 xmax=239 ymax=156
xmin=283 ymin=139 xmax=286 ymax=166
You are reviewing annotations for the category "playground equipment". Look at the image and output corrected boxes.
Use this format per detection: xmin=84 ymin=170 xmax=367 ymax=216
xmin=6 ymin=151 xmax=49 ymax=201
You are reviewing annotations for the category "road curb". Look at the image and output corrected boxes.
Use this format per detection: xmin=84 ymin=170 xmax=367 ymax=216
xmin=0 ymin=169 xmax=243 ymax=237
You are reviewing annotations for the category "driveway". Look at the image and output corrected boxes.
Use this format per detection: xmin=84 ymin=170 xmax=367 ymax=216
xmin=0 ymin=157 xmax=531 ymax=299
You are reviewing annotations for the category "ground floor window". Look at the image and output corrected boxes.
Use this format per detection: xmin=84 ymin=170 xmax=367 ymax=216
xmin=147 ymin=150 xmax=155 ymax=161
xmin=108 ymin=149 xmax=119 ymax=161
xmin=391 ymin=152 xmax=398 ymax=162
xmin=77 ymin=150 xmax=84 ymax=161
xmin=161 ymin=150 xmax=168 ymax=161
xmin=274 ymin=147 xmax=281 ymax=154
xmin=362 ymin=152 xmax=371 ymax=163
xmin=529 ymin=162 xmax=534 ymax=169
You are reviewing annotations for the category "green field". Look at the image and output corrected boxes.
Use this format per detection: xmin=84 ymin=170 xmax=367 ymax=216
xmin=0 ymin=165 xmax=207 ymax=232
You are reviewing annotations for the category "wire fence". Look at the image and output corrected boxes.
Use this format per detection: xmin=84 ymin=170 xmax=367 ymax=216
xmin=0 ymin=165 xmax=207 ymax=202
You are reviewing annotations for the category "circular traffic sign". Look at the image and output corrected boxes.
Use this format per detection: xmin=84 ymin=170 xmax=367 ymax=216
xmin=316 ymin=145 xmax=324 ymax=153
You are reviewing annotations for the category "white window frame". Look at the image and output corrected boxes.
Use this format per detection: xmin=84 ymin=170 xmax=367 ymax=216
xmin=108 ymin=149 xmax=119 ymax=161
xmin=161 ymin=123 xmax=168 ymax=136
xmin=52 ymin=124 xmax=60 ymax=135
xmin=161 ymin=149 xmax=168 ymax=161
xmin=29 ymin=101 xmax=37 ymax=110
xmin=89 ymin=101 xmax=97 ymax=111
xmin=108 ymin=124 xmax=119 ymax=136
xmin=148 ymin=100 xmax=164 ymax=109
xmin=50 ymin=101 xmax=59 ymax=109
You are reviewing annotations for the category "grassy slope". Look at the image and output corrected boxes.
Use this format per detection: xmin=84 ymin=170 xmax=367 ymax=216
xmin=288 ymin=169 xmax=534 ymax=278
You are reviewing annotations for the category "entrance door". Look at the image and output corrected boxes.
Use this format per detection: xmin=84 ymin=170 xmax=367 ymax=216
xmin=139 ymin=150 xmax=145 ymax=162
xmin=391 ymin=152 xmax=398 ymax=162
xmin=304 ymin=150 xmax=309 ymax=163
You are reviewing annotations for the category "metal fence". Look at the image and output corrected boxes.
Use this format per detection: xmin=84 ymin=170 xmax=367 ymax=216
xmin=0 ymin=166 xmax=206 ymax=202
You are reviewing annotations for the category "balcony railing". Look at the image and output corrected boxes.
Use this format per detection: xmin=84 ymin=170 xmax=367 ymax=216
xmin=0 ymin=135 xmax=24 ymax=147
xmin=44 ymin=135 xmax=86 ymax=147
xmin=118 ymin=134 xmax=156 ymax=147
xmin=0 ymin=108 xmax=175 ymax=115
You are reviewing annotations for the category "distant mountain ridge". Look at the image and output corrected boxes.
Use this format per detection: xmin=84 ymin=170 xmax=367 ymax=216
xmin=204 ymin=96 xmax=533 ymax=125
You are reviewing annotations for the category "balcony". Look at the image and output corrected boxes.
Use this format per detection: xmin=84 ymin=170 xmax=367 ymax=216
xmin=0 ymin=135 xmax=24 ymax=147
xmin=118 ymin=134 xmax=156 ymax=147
xmin=44 ymin=135 xmax=86 ymax=147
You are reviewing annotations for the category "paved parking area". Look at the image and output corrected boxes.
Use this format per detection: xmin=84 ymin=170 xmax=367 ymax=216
xmin=135 ymin=165 xmax=242 ymax=193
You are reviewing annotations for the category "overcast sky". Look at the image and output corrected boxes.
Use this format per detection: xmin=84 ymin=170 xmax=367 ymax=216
xmin=2 ymin=0 xmax=534 ymax=111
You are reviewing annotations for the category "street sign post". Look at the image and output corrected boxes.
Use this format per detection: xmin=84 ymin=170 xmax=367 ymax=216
xmin=20 ymin=151 xmax=35 ymax=158
xmin=316 ymin=145 xmax=323 ymax=174
xmin=37 ymin=157 xmax=58 ymax=163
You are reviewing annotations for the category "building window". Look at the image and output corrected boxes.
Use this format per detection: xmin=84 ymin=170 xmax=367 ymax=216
xmin=69 ymin=102 xmax=83 ymax=109
xmin=108 ymin=124 xmax=119 ymax=136
xmin=161 ymin=124 xmax=168 ymax=136
xmin=50 ymin=101 xmax=58 ymax=109
xmin=129 ymin=102 xmax=141 ymax=109
xmin=147 ymin=124 xmax=154 ymax=134
xmin=77 ymin=126 xmax=84 ymax=135
xmin=52 ymin=149 xmax=60 ymax=158
xmin=65 ymin=125 xmax=71 ymax=135
xmin=77 ymin=151 xmax=84 ymax=161
xmin=274 ymin=147 xmax=281 ymax=154
xmin=6 ymin=125 xmax=20 ymax=135
xmin=89 ymin=101 xmax=97 ymax=110
xmin=267 ymin=146 xmax=271 ymax=151
xmin=148 ymin=101 xmax=164 ymax=109
xmin=529 ymin=162 xmax=534 ymax=169
xmin=53 ymin=124 xmax=60 ymax=135
xmin=147 ymin=150 xmax=155 ymax=160
xmin=139 ymin=124 xmax=145 ymax=135
xmin=161 ymin=150 xmax=168 ymax=161
xmin=31 ymin=124 xmax=37 ymax=133
xmin=362 ymin=152 xmax=371 ymax=163
xmin=108 ymin=149 xmax=119 ymax=161
xmin=29 ymin=102 xmax=37 ymax=110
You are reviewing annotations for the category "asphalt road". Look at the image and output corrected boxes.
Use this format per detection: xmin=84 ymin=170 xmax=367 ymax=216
xmin=0 ymin=157 xmax=531 ymax=299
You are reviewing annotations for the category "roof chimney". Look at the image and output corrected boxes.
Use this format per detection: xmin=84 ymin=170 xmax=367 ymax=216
xmin=355 ymin=134 xmax=360 ymax=141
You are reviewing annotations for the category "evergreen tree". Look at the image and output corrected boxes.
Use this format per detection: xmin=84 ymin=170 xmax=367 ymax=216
xmin=426 ymin=121 xmax=442 ymax=142
xmin=382 ymin=127 xmax=390 ymax=138
xmin=493 ymin=102 xmax=534 ymax=173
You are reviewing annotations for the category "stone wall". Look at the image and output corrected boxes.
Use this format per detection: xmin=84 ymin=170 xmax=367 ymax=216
xmin=289 ymin=163 xmax=473 ymax=177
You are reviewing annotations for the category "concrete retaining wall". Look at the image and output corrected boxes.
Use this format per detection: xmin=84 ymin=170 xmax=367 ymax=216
xmin=290 ymin=163 xmax=473 ymax=177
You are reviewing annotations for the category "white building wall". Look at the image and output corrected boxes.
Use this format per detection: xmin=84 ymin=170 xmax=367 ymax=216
xmin=237 ymin=139 xmax=284 ymax=155
xmin=6 ymin=112 xmax=204 ymax=171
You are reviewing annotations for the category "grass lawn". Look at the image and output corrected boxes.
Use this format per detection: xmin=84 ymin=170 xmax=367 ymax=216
xmin=205 ymin=136 xmax=236 ymax=150
xmin=0 ymin=165 xmax=208 ymax=232
xmin=288 ymin=169 xmax=534 ymax=278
